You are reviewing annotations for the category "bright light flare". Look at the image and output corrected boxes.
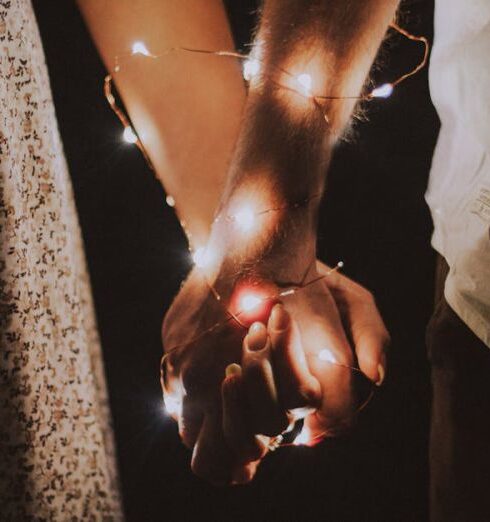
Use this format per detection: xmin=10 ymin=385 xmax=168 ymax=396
xmin=318 ymin=349 xmax=337 ymax=364
xmin=371 ymin=83 xmax=394 ymax=99
xmin=243 ymin=58 xmax=261 ymax=81
xmin=240 ymin=293 xmax=263 ymax=313
xmin=163 ymin=394 xmax=182 ymax=418
xmin=191 ymin=246 xmax=216 ymax=270
xmin=123 ymin=126 xmax=138 ymax=144
xmin=296 ymin=73 xmax=312 ymax=96
xmin=132 ymin=41 xmax=151 ymax=56
xmin=233 ymin=205 xmax=256 ymax=233
xmin=231 ymin=284 xmax=276 ymax=326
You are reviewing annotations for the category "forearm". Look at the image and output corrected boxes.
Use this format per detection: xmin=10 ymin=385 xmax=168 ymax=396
xmin=209 ymin=0 xmax=400 ymax=276
xmin=77 ymin=0 xmax=246 ymax=247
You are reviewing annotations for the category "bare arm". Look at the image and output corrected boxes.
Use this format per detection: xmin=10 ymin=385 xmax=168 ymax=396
xmin=208 ymin=0 xmax=400 ymax=283
xmin=77 ymin=0 xmax=246 ymax=247
xmin=163 ymin=0 xmax=398 ymax=484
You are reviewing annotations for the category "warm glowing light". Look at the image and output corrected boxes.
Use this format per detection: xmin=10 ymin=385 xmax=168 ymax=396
xmin=294 ymin=425 xmax=311 ymax=446
xmin=296 ymin=73 xmax=312 ymax=95
xmin=166 ymin=195 xmax=175 ymax=207
xmin=132 ymin=41 xmax=151 ymax=56
xmin=371 ymin=83 xmax=394 ymax=99
xmin=240 ymin=293 xmax=263 ymax=313
xmin=318 ymin=349 xmax=337 ymax=364
xmin=163 ymin=394 xmax=182 ymax=418
xmin=191 ymin=246 xmax=216 ymax=270
xmin=243 ymin=58 xmax=261 ymax=81
xmin=192 ymin=247 xmax=206 ymax=268
xmin=123 ymin=126 xmax=138 ymax=144
xmin=234 ymin=206 xmax=255 ymax=233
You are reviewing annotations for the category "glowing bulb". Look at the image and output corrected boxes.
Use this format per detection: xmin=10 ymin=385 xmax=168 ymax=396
xmin=240 ymin=293 xmax=263 ymax=313
xmin=243 ymin=58 xmax=261 ymax=81
xmin=123 ymin=126 xmax=138 ymax=144
xmin=234 ymin=206 xmax=255 ymax=233
xmin=297 ymin=73 xmax=312 ymax=95
xmin=294 ymin=425 xmax=311 ymax=446
xmin=371 ymin=83 xmax=394 ymax=99
xmin=163 ymin=394 xmax=182 ymax=418
xmin=192 ymin=247 xmax=206 ymax=267
xmin=132 ymin=41 xmax=151 ymax=56
xmin=191 ymin=245 xmax=217 ymax=270
xmin=318 ymin=349 xmax=337 ymax=364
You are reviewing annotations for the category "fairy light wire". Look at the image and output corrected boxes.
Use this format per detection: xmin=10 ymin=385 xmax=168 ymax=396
xmin=104 ymin=21 xmax=429 ymax=178
xmin=104 ymin=21 xmax=429 ymax=446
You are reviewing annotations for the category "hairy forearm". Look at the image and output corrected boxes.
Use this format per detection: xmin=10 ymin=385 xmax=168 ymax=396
xmin=209 ymin=0 xmax=399 ymax=274
xmin=239 ymin=0 xmax=400 ymax=188
xmin=77 ymin=0 xmax=246 ymax=247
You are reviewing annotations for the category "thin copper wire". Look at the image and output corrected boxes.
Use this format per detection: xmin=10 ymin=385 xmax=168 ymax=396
xmin=106 ymin=21 xmax=429 ymax=446
xmin=104 ymin=74 xmax=155 ymax=170
xmin=389 ymin=21 xmax=430 ymax=88
xmin=104 ymin=21 xmax=429 ymax=169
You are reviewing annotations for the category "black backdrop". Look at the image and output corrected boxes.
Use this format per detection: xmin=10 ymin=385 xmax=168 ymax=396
xmin=33 ymin=1 xmax=439 ymax=520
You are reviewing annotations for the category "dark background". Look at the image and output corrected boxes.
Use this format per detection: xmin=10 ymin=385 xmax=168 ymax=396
xmin=33 ymin=1 xmax=439 ymax=520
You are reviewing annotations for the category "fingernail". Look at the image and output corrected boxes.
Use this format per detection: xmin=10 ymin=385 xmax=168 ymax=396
xmin=268 ymin=303 xmax=290 ymax=331
xmin=247 ymin=322 xmax=267 ymax=351
xmin=225 ymin=363 xmax=242 ymax=378
xmin=376 ymin=364 xmax=385 ymax=386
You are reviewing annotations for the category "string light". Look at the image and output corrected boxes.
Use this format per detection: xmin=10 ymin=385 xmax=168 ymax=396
xmin=163 ymin=393 xmax=182 ymax=418
xmin=191 ymin=247 xmax=207 ymax=268
xmin=233 ymin=205 xmax=256 ymax=233
xmin=296 ymin=73 xmax=312 ymax=96
xmin=103 ymin=22 xmax=429 ymax=447
xmin=240 ymin=293 xmax=263 ymax=313
xmin=105 ymin=22 xmax=429 ymax=182
xmin=318 ymin=348 xmax=337 ymax=364
xmin=132 ymin=41 xmax=152 ymax=56
xmin=122 ymin=126 xmax=138 ymax=144
xmin=370 ymin=82 xmax=394 ymax=99
xmin=191 ymin=245 xmax=217 ymax=270
xmin=243 ymin=57 xmax=261 ymax=81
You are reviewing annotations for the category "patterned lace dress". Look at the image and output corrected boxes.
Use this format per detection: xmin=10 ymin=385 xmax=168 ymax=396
xmin=0 ymin=1 xmax=123 ymax=519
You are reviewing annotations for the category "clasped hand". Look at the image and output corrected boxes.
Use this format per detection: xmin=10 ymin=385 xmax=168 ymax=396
xmin=161 ymin=255 xmax=389 ymax=485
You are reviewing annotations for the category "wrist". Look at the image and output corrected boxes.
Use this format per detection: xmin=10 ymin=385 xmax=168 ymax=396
xmin=201 ymin=196 xmax=317 ymax=286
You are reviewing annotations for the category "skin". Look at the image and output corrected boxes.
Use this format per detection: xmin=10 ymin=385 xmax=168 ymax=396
xmin=78 ymin=0 xmax=398 ymax=484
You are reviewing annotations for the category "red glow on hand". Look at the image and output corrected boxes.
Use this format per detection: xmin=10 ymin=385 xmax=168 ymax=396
xmin=230 ymin=282 xmax=277 ymax=327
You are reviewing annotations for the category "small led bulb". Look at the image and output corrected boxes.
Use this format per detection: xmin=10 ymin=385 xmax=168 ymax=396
xmin=191 ymin=245 xmax=217 ymax=270
xmin=240 ymin=293 xmax=263 ymax=313
xmin=243 ymin=58 xmax=261 ymax=82
xmin=371 ymin=83 xmax=394 ymax=99
xmin=192 ymin=247 xmax=208 ymax=268
xmin=234 ymin=206 xmax=255 ymax=233
xmin=318 ymin=349 xmax=336 ymax=364
xmin=163 ymin=394 xmax=182 ymax=418
xmin=297 ymin=73 xmax=312 ymax=96
xmin=123 ymin=126 xmax=138 ymax=144
xmin=132 ymin=41 xmax=151 ymax=56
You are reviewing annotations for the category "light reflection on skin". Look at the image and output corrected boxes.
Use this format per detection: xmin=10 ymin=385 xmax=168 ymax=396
xmin=272 ymin=44 xmax=328 ymax=118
